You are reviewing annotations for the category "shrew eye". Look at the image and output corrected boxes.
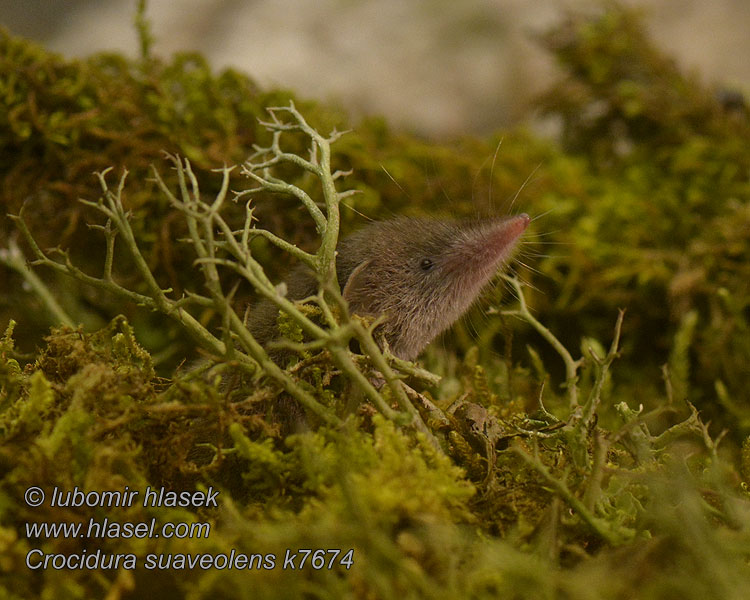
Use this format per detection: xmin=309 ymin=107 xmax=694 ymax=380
xmin=420 ymin=258 xmax=434 ymax=271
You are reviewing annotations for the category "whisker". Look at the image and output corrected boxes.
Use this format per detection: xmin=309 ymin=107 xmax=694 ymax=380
xmin=472 ymin=152 xmax=493 ymax=207
xmin=466 ymin=311 xmax=481 ymax=344
xmin=524 ymin=243 xmax=570 ymax=250
xmin=500 ymin=278 xmax=522 ymax=304
xmin=512 ymin=272 xmax=542 ymax=295
xmin=508 ymin=161 xmax=543 ymax=211
xmin=524 ymin=253 xmax=555 ymax=260
xmin=380 ymin=163 xmax=410 ymax=200
xmin=524 ymin=229 xmax=565 ymax=238
xmin=341 ymin=201 xmax=374 ymax=222
xmin=514 ymin=259 xmax=545 ymax=277
xmin=429 ymin=157 xmax=453 ymax=205
xmin=488 ymin=137 xmax=504 ymax=210
xmin=531 ymin=208 xmax=556 ymax=221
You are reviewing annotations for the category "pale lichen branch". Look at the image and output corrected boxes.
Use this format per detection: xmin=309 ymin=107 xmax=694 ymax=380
xmin=0 ymin=236 xmax=76 ymax=328
xmin=501 ymin=274 xmax=582 ymax=410
xmin=10 ymin=102 xmax=441 ymax=440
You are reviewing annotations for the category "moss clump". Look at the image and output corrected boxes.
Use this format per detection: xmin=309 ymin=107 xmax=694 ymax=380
xmin=3 ymin=313 xmax=749 ymax=599
xmin=0 ymin=27 xmax=348 ymax=359
xmin=531 ymin=6 xmax=750 ymax=426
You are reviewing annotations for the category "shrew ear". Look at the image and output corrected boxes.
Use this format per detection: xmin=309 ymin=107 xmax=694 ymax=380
xmin=342 ymin=259 xmax=372 ymax=311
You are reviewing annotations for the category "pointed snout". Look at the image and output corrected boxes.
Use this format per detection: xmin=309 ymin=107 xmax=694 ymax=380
xmin=508 ymin=213 xmax=531 ymax=236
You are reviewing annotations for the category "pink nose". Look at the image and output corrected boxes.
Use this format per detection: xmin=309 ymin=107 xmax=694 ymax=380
xmin=508 ymin=213 xmax=530 ymax=237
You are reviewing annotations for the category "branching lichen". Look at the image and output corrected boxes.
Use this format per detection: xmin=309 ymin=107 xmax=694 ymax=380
xmin=0 ymin=237 xmax=75 ymax=328
xmin=11 ymin=102 xmax=441 ymax=441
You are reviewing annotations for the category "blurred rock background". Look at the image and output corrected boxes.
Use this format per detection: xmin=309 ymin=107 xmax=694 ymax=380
xmin=2 ymin=0 xmax=749 ymax=137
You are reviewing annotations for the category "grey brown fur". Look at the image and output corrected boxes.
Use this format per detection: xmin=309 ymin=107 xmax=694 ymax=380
xmin=251 ymin=214 xmax=530 ymax=360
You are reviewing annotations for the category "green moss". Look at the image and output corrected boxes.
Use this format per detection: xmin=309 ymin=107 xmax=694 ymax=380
xmin=0 ymin=307 xmax=747 ymax=596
